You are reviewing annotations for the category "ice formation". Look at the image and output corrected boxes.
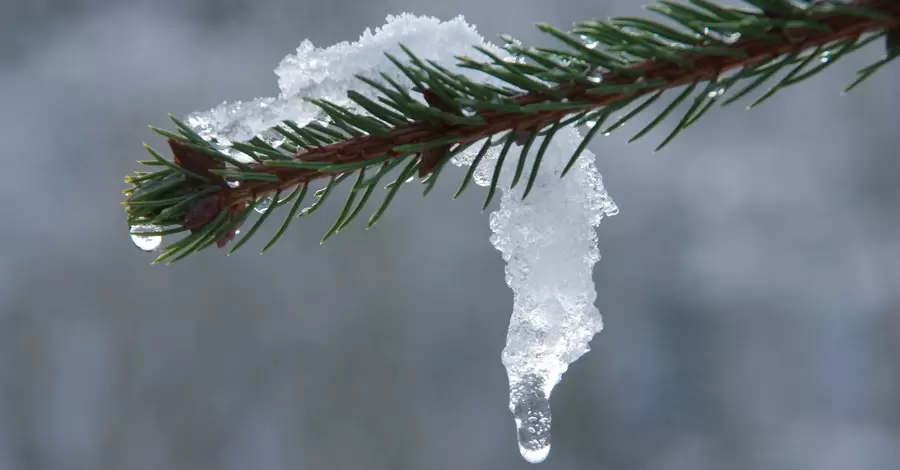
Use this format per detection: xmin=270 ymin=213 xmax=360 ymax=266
xmin=451 ymin=130 xmax=617 ymax=462
xmin=176 ymin=14 xmax=617 ymax=463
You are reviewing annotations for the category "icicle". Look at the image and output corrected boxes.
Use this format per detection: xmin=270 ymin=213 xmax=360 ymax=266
xmin=459 ymin=124 xmax=616 ymax=463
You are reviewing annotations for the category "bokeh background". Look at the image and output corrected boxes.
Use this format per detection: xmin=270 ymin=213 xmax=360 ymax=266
xmin=2 ymin=0 xmax=900 ymax=469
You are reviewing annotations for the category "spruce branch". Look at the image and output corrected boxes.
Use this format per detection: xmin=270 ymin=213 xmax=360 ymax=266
xmin=124 ymin=0 xmax=900 ymax=263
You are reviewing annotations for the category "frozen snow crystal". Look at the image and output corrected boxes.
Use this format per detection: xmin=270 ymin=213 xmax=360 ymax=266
xmin=185 ymin=13 xmax=509 ymax=161
xmin=180 ymin=13 xmax=617 ymax=463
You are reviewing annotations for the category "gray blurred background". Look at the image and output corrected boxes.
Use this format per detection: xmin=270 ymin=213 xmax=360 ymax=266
xmin=2 ymin=0 xmax=899 ymax=469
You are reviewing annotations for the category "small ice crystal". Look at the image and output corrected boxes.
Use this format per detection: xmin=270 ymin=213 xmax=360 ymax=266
xmin=130 ymin=225 xmax=163 ymax=252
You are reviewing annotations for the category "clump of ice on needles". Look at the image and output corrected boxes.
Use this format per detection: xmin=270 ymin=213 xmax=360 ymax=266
xmin=185 ymin=13 xmax=617 ymax=463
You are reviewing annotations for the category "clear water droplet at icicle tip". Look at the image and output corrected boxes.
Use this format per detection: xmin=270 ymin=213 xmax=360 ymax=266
xmin=510 ymin=374 xmax=553 ymax=464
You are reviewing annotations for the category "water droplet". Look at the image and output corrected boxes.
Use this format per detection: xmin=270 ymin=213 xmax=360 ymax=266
xmin=707 ymin=87 xmax=726 ymax=99
xmin=585 ymin=120 xmax=597 ymax=129
xmin=254 ymin=197 xmax=274 ymax=214
xmin=462 ymin=107 xmax=477 ymax=117
xmin=510 ymin=375 xmax=552 ymax=464
xmin=819 ymin=51 xmax=832 ymax=63
xmin=404 ymin=175 xmax=416 ymax=183
xmin=226 ymin=179 xmax=241 ymax=188
xmin=585 ymin=41 xmax=599 ymax=50
xmin=130 ymin=224 xmax=163 ymax=252
xmin=587 ymin=76 xmax=602 ymax=84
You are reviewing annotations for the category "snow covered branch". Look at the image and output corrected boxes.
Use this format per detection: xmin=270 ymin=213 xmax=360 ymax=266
xmin=123 ymin=0 xmax=899 ymax=463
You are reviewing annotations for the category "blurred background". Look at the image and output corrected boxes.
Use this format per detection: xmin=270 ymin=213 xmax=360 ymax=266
xmin=2 ymin=0 xmax=899 ymax=469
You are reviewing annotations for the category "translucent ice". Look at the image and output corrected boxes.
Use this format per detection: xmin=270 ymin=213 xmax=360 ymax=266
xmin=452 ymin=126 xmax=616 ymax=462
xmin=180 ymin=14 xmax=617 ymax=463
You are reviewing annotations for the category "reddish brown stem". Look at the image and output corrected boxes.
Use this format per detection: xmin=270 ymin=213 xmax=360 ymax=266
xmin=216 ymin=0 xmax=898 ymax=209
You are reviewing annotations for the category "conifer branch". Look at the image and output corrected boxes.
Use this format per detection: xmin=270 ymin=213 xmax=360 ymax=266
xmin=124 ymin=0 xmax=900 ymax=263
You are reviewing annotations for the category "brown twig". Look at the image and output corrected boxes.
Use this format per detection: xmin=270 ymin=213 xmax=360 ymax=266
xmin=218 ymin=0 xmax=899 ymax=209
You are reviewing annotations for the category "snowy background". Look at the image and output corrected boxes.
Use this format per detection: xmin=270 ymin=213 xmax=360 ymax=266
xmin=2 ymin=0 xmax=900 ymax=469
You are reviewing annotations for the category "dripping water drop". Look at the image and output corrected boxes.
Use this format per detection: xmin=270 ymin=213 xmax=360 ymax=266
xmin=509 ymin=374 xmax=552 ymax=464
xmin=405 ymin=175 xmax=416 ymax=183
xmin=819 ymin=51 xmax=832 ymax=63
xmin=226 ymin=179 xmax=241 ymax=188
xmin=130 ymin=224 xmax=163 ymax=252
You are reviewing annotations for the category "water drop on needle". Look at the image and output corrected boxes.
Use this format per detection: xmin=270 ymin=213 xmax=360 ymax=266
xmin=254 ymin=197 xmax=273 ymax=214
xmin=707 ymin=87 xmax=725 ymax=99
xmin=130 ymin=224 xmax=163 ymax=252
